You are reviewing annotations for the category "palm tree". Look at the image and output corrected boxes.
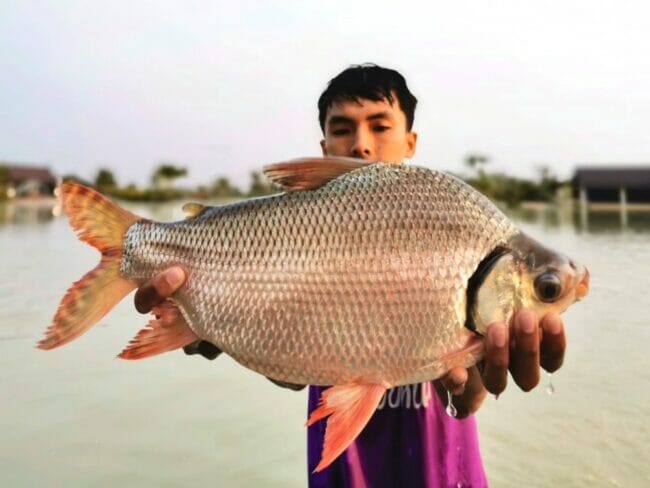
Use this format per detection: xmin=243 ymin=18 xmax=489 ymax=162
xmin=151 ymin=164 xmax=188 ymax=189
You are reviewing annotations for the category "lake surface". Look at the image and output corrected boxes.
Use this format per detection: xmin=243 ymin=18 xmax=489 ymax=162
xmin=0 ymin=199 xmax=648 ymax=487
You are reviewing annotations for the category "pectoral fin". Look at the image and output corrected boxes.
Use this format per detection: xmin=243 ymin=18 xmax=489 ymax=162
xmin=307 ymin=383 xmax=387 ymax=472
xmin=415 ymin=334 xmax=485 ymax=378
xmin=118 ymin=301 xmax=198 ymax=359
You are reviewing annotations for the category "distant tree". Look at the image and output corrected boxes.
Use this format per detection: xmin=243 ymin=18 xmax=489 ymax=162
xmin=61 ymin=174 xmax=93 ymax=186
xmin=535 ymin=165 xmax=561 ymax=202
xmin=94 ymin=168 xmax=117 ymax=189
xmin=537 ymin=164 xmax=551 ymax=181
xmin=247 ymin=171 xmax=274 ymax=197
xmin=0 ymin=165 xmax=9 ymax=200
xmin=464 ymin=153 xmax=492 ymax=195
xmin=152 ymin=163 xmax=188 ymax=188
xmin=211 ymin=176 xmax=242 ymax=198
xmin=464 ymin=153 xmax=489 ymax=172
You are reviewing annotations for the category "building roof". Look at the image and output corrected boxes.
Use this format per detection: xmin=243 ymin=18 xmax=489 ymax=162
xmin=5 ymin=165 xmax=57 ymax=184
xmin=574 ymin=166 xmax=650 ymax=189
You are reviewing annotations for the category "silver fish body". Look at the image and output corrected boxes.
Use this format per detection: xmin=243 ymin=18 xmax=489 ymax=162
xmin=120 ymin=164 xmax=523 ymax=386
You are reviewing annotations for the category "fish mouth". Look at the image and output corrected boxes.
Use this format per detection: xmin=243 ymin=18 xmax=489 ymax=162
xmin=575 ymin=267 xmax=590 ymax=301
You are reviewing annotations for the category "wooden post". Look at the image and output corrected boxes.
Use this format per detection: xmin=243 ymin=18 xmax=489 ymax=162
xmin=619 ymin=187 xmax=628 ymax=229
xmin=579 ymin=186 xmax=588 ymax=230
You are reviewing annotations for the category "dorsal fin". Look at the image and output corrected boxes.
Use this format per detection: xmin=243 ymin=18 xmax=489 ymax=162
xmin=182 ymin=202 xmax=206 ymax=219
xmin=262 ymin=157 xmax=374 ymax=192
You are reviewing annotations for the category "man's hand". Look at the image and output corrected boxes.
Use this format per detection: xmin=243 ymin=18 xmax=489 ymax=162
xmin=133 ymin=266 xmax=187 ymax=313
xmin=133 ymin=267 xmax=304 ymax=390
xmin=133 ymin=267 xmax=222 ymax=359
xmin=436 ymin=308 xmax=567 ymax=418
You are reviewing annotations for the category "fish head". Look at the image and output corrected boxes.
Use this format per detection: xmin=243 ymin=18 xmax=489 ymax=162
xmin=510 ymin=233 xmax=590 ymax=317
xmin=469 ymin=233 xmax=590 ymax=334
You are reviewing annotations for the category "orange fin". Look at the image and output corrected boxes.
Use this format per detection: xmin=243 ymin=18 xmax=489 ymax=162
xmin=37 ymin=183 xmax=140 ymax=350
xmin=118 ymin=301 xmax=199 ymax=359
xmin=438 ymin=334 xmax=485 ymax=364
xmin=262 ymin=157 xmax=373 ymax=191
xmin=416 ymin=334 xmax=486 ymax=379
xmin=307 ymin=383 xmax=387 ymax=472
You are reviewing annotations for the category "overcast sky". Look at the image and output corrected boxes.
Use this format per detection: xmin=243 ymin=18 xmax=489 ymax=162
xmin=1 ymin=1 xmax=649 ymax=189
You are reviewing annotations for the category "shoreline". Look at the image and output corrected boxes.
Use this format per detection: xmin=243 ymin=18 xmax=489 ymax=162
xmin=520 ymin=200 xmax=650 ymax=212
xmin=4 ymin=197 xmax=650 ymax=213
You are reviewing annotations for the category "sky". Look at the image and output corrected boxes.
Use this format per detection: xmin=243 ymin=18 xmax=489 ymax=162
xmin=1 ymin=0 xmax=649 ymax=189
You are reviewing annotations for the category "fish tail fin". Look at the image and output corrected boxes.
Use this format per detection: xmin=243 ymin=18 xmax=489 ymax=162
xmin=37 ymin=183 xmax=140 ymax=350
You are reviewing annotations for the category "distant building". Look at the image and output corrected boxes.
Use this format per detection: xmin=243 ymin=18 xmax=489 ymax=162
xmin=2 ymin=165 xmax=58 ymax=198
xmin=573 ymin=166 xmax=650 ymax=203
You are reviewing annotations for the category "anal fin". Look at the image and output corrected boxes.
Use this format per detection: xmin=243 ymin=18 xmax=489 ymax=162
xmin=118 ymin=301 xmax=199 ymax=360
xmin=307 ymin=383 xmax=387 ymax=472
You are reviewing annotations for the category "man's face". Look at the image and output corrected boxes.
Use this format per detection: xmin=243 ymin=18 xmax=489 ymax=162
xmin=320 ymin=95 xmax=417 ymax=163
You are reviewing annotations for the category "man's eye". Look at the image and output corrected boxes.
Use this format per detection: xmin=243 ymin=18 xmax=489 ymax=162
xmin=373 ymin=125 xmax=390 ymax=132
xmin=332 ymin=129 xmax=350 ymax=136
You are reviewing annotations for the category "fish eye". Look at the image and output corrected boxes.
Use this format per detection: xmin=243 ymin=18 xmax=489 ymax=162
xmin=534 ymin=273 xmax=563 ymax=302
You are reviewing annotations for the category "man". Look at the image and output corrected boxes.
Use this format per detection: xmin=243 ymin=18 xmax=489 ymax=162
xmin=134 ymin=64 xmax=567 ymax=487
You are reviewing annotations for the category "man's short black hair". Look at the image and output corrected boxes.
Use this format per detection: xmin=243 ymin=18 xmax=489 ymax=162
xmin=318 ymin=63 xmax=418 ymax=132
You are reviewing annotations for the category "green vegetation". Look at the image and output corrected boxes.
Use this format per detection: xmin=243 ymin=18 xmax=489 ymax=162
xmin=8 ymin=156 xmax=564 ymax=206
xmin=94 ymin=168 xmax=117 ymax=190
xmin=211 ymin=177 xmax=243 ymax=199
xmin=247 ymin=171 xmax=274 ymax=197
xmin=62 ymin=164 xmax=277 ymax=202
xmin=462 ymin=154 xmax=564 ymax=207
xmin=151 ymin=163 xmax=188 ymax=189
xmin=0 ymin=165 xmax=9 ymax=200
xmin=62 ymin=174 xmax=93 ymax=187
xmin=107 ymin=185 xmax=187 ymax=202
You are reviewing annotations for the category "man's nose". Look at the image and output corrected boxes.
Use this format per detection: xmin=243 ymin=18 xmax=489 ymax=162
xmin=350 ymin=129 xmax=372 ymax=159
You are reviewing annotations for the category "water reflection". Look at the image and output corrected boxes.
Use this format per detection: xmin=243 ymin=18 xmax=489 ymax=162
xmin=0 ymin=200 xmax=60 ymax=226
xmin=508 ymin=204 xmax=650 ymax=234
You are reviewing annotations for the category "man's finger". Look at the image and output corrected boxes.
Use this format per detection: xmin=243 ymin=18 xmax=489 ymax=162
xmin=539 ymin=313 xmax=566 ymax=373
xmin=481 ymin=323 xmax=509 ymax=395
xmin=134 ymin=267 xmax=186 ymax=313
xmin=435 ymin=366 xmax=486 ymax=418
xmin=438 ymin=366 xmax=468 ymax=395
xmin=509 ymin=309 xmax=540 ymax=391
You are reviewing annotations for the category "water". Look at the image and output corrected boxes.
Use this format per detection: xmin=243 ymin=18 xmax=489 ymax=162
xmin=1 ymin=200 xmax=649 ymax=487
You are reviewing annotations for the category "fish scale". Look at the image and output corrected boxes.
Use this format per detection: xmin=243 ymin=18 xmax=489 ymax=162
xmin=120 ymin=164 xmax=517 ymax=386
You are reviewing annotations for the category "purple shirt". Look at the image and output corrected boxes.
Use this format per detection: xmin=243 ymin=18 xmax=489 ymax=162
xmin=308 ymin=382 xmax=487 ymax=488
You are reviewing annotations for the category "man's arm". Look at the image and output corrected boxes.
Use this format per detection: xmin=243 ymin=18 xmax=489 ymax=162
xmin=437 ymin=309 xmax=567 ymax=418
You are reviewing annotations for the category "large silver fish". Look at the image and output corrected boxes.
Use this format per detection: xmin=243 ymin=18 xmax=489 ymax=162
xmin=38 ymin=158 xmax=589 ymax=471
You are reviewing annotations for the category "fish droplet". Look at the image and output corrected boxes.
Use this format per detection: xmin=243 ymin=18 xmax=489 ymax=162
xmin=445 ymin=390 xmax=458 ymax=418
xmin=546 ymin=373 xmax=555 ymax=395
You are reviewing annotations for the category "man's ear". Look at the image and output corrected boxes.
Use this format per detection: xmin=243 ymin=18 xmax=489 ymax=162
xmin=320 ymin=139 xmax=327 ymax=156
xmin=406 ymin=132 xmax=418 ymax=158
